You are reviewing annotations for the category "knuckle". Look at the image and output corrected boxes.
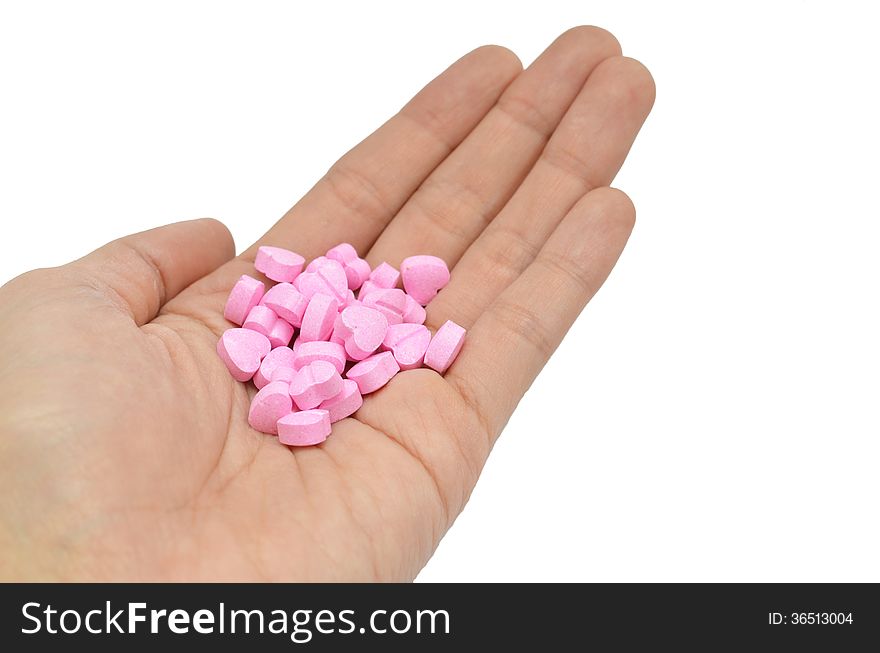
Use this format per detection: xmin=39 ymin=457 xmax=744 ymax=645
xmin=399 ymin=103 xmax=458 ymax=153
xmin=322 ymin=163 xmax=391 ymax=228
xmin=541 ymin=144 xmax=604 ymax=191
xmin=489 ymin=298 xmax=554 ymax=359
xmin=113 ymin=240 xmax=167 ymax=305
xmin=411 ymin=176 xmax=487 ymax=243
xmin=480 ymin=225 xmax=541 ymax=285
xmin=87 ymin=240 xmax=165 ymax=320
xmin=535 ymin=254 xmax=594 ymax=298
xmin=496 ymin=91 xmax=555 ymax=137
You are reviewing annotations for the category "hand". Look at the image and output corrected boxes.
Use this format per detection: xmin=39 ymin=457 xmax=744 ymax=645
xmin=0 ymin=27 xmax=654 ymax=580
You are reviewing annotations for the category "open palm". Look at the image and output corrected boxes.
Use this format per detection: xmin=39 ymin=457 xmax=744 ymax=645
xmin=0 ymin=27 xmax=654 ymax=580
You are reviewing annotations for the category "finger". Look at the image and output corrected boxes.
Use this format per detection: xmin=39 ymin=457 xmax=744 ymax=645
xmin=242 ymin=45 xmax=522 ymax=263
xmin=428 ymin=56 xmax=655 ymax=331
xmin=73 ymin=218 xmax=235 ymax=325
xmin=365 ymin=26 xmax=621 ymax=267
xmin=446 ymin=187 xmax=635 ymax=439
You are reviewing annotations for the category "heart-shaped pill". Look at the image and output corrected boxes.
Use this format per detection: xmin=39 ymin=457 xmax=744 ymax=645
xmin=382 ymin=322 xmax=431 ymax=370
xmin=402 ymin=294 xmax=427 ymax=324
xmin=361 ymin=288 xmax=407 ymax=325
xmin=223 ymin=275 xmax=265 ymax=325
xmin=305 ymin=255 xmax=332 ymax=273
xmin=242 ymin=304 xmax=277 ymax=337
xmin=346 ymin=351 xmax=400 ymax=394
xmin=254 ymin=346 xmax=296 ymax=389
xmin=343 ymin=258 xmax=371 ymax=290
xmin=357 ymin=280 xmax=381 ymax=300
xmin=217 ymin=328 xmax=271 ymax=382
xmin=325 ymin=245 xmax=371 ymax=290
xmin=255 ymin=246 xmax=305 ymax=283
xmin=299 ymin=293 xmax=339 ymax=342
xmin=272 ymin=366 xmax=296 ymax=384
xmin=289 ymin=360 xmax=344 ymax=410
xmin=292 ymin=340 xmax=346 ymax=374
xmin=295 ymin=259 xmax=348 ymax=303
xmin=329 ymin=319 xmax=348 ymax=353
xmin=278 ymin=409 xmax=331 ymax=446
xmin=368 ymin=262 xmax=400 ymax=289
xmin=401 ymin=255 xmax=450 ymax=305
xmin=318 ymin=378 xmax=363 ymax=423
xmin=248 ymin=381 xmax=293 ymax=434
xmin=332 ymin=304 xmax=388 ymax=360
xmin=267 ymin=317 xmax=294 ymax=348
xmin=261 ymin=282 xmax=309 ymax=327
xmin=424 ymin=319 xmax=466 ymax=374
xmin=325 ymin=243 xmax=358 ymax=263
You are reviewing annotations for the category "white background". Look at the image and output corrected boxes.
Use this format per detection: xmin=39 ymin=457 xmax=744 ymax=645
xmin=1 ymin=1 xmax=878 ymax=581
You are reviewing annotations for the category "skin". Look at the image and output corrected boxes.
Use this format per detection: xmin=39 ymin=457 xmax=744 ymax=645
xmin=0 ymin=26 xmax=654 ymax=580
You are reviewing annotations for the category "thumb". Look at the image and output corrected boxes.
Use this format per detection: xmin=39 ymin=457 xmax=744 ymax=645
xmin=72 ymin=218 xmax=235 ymax=325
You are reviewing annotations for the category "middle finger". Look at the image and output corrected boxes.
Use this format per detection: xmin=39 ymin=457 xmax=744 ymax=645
xmin=365 ymin=26 xmax=622 ymax=269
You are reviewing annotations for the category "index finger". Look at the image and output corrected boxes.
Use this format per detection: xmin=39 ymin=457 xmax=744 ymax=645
xmin=244 ymin=45 xmax=523 ymax=262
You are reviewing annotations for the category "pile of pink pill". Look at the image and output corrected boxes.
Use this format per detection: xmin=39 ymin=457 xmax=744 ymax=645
xmin=216 ymin=244 xmax=465 ymax=446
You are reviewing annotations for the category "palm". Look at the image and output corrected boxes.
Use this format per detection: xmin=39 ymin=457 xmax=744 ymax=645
xmin=135 ymin=273 xmax=488 ymax=581
xmin=0 ymin=27 xmax=654 ymax=580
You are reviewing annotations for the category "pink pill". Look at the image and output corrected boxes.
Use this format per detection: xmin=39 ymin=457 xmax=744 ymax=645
xmin=293 ymin=272 xmax=315 ymax=296
xmin=401 ymin=255 xmax=450 ymax=305
xmin=255 ymin=246 xmax=305 ymax=283
xmin=305 ymin=255 xmax=331 ymax=273
xmin=254 ymin=346 xmax=296 ymax=389
xmin=344 ymin=258 xmax=371 ymax=290
xmin=311 ymin=252 xmax=370 ymax=292
xmin=382 ymin=322 xmax=431 ymax=370
xmin=267 ymin=316 xmax=294 ymax=348
xmin=277 ymin=409 xmax=331 ymax=446
xmin=329 ymin=320 xmax=348 ymax=351
xmin=242 ymin=304 xmax=278 ymax=337
xmin=357 ymin=279 xmax=381 ymax=300
xmin=332 ymin=304 xmax=389 ymax=361
xmin=261 ymin=282 xmax=309 ymax=327
xmin=341 ymin=289 xmax=357 ymax=308
xmin=293 ymin=340 xmax=346 ymax=374
xmin=369 ymin=261 xmax=400 ymax=289
xmin=272 ymin=366 xmax=296 ymax=384
xmin=289 ymin=360 xmax=344 ymax=410
xmin=224 ymin=275 xmax=265 ymax=326
xmin=424 ymin=319 xmax=466 ymax=374
xmin=299 ymin=293 xmax=339 ymax=342
xmin=361 ymin=288 xmax=407 ymax=325
xmin=295 ymin=261 xmax=349 ymax=304
xmin=325 ymin=243 xmax=358 ymax=263
xmin=402 ymin=294 xmax=427 ymax=325
xmin=346 ymin=351 xmax=400 ymax=394
xmin=326 ymin=245 xmax=371 ymax=291
xmin=318 ymin=379 xmax=363 ymax=423
xmin=217 ymin=328 xmax=271 ymax=382
xmin=248 ymin=381 xmax=293 ymax=435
